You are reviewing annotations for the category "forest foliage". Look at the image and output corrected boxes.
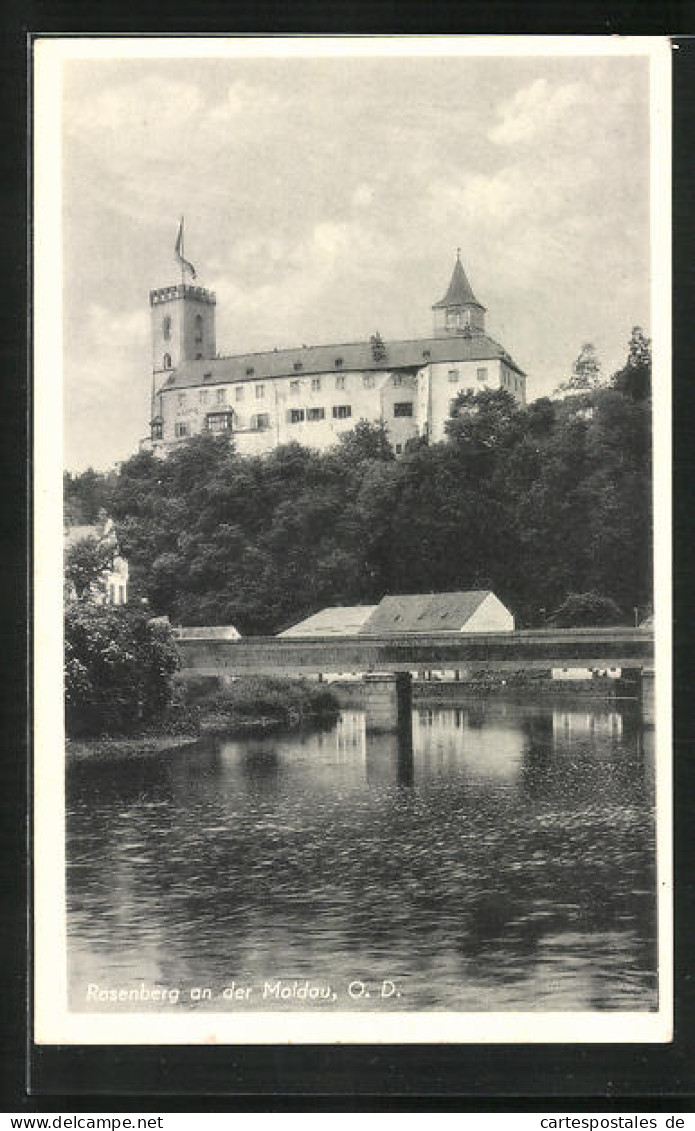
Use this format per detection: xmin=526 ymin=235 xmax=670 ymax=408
xmin=64 ymin=329 xmax=652 ymax=633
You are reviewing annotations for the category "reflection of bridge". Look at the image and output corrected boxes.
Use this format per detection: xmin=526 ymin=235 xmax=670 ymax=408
xmin=176 ymin=627 xmax=655 ymax=728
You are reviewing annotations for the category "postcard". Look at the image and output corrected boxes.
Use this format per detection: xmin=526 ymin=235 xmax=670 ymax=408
xmin=34 ymin=34 xmax=672 ymax=1045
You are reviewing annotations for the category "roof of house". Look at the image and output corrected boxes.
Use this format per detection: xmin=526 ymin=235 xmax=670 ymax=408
xmin=278 ymin=605 xmax=378 ymax=637
xmin=64 ymin=519 xmax=119 ymax=550
xmin=432 ymin=256 xmax=485 ymax=311
xmin=359 ymin=591 xmax=500 ymax=634
xmin=156 ymin=332 xmax=524 ymax=394
xmin=64 ymin=524 xmax=101 ymax=547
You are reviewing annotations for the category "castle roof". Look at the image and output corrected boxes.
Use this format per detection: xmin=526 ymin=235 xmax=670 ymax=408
xmin=432 ymin=255 xmax=485 ymax=311
xmin=157 ymin=333 xmax=523 ymax=394
xmin=359 ymin=591 xmax=499 ymax=634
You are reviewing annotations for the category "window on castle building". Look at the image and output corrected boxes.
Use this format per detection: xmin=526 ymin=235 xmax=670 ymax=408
xmin=334 ymin=358 xmax=343 ymax=369
xmin=448 ymin=369 xmax=459 ymax=382
xmin=294 ymin=362 xmax=303 ymax=372
xmin=199 ymin=390 xmax=208 ymax=404
xmin=175 ymin=422 xmax=189 ymax=438
xmin=163 ymin=353 xmax=172 ymax=370
xmin=162 ymin=316 xmax=171 ymax=341
xmin=216 ymin=388 xmax=226 ymax=404
xmin=151 ymin=420 xmax=163 ymax=440
xmin=252 ymin=413 xmax=270 ymax=431
xmin=477 ymin=367 xmax=488 ymax=382
xmin=177 ymin=393 xmax=186 ymax=407
xmin=255 ymin=384 xmax=265 ymax=399
xmin=307 ymin=407 xmax=325 ymax=421
xmin=194 ymin=314 xmax=203 ymax=344
xmin=290 ymin=409 xmax=305 ymax=424
xmin=332 ymin=405 xmax=352 ymax=420
xmin=290 ymin=380 xmax=300 ymax=395
xmin=363 ymin=374 xmax=375 ymax=389
xmin=446 ymin=310 xmax=458 ymax=328
xmin=422 ymin=349 xmax=431 ymax=360
xmin=195 ymin=352 xmax=203 ymax=360
xmin=246 ymin=367 xmax=255 ymax=377
xmin=206 ymin=412 xmax=233 ymax=434
xmin=235 ymin=386 xmax=244 ymax=401
xmin=335 ymin=375 xmax=345 ymax=390
xmin=392 ymin=374 xmax=404 ymax=387
xmin=311 ymin=377 xmax=321 ymax=391
xmin=394 ymin=402 xmax=414 ymax=417
xmin=395 ymin=443 xmax=403 ymax=455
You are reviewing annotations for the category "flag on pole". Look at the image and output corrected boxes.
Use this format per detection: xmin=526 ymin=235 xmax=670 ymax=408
xmin=175 ymin=217 xmax=197 ymax=280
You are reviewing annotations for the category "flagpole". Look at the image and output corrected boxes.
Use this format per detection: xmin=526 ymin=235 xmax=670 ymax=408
xmin=180 ymin=216 xmax=185 ymax=290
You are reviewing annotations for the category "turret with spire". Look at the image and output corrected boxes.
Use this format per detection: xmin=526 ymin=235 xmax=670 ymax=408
xmin=432 ymin=249 xmax=486 ymax=337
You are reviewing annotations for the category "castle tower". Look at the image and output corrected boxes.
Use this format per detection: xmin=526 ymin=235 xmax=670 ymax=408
xmin=150 ymin=282 xmax=217 ymax=377
xmin=432 ymin=250 xmax=486 ymax=336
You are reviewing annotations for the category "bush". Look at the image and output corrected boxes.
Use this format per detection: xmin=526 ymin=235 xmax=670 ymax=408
xmin=177 ymin=673 xmax=338 ymax=728
xmin=547 ymin=592 xmax=624 ymax=628
xmin=65 ymin=605 xmax=180 ymax=736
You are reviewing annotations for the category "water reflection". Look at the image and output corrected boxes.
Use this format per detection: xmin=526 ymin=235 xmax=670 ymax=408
xmin=66 ymin=697 xmax=656 ymax=1013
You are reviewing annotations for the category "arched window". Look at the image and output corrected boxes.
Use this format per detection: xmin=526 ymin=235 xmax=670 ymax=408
xmin=162 ymin=315 xmax=171 ymax=341
xmin=163 ymin=353 xmax=172 ymax=370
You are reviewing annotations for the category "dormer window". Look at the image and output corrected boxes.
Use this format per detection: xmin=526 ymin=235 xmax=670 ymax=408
xmin=246 ymin=367 xmax=255 ymax=377
xmin=293 ymin=361 xmax=303 ymax=372
xmin=335 ymin=357 xmax=343 ymax=369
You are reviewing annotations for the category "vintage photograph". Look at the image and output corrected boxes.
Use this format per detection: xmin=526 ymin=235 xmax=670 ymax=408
xmin=34 ymin=36 xmax=671 ymax=1044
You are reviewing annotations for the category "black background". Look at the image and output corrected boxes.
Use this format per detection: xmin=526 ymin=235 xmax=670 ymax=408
xmin=3 ymin=4 xmax=695 ymax=1111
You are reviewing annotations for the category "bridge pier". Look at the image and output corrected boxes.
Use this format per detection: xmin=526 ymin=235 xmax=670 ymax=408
xmin=362 ymin=672 xmax=413 ymax=733
xmin=641 ymin=666 xmax=655 ymax=727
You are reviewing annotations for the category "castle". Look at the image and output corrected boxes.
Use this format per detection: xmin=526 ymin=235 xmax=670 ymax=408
xmin=143 ymin=252 xmax=527 ymax=458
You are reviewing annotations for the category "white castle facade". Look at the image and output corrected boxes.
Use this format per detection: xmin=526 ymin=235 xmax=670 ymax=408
xmin=144 ymin=253 xmax=527 ymax=458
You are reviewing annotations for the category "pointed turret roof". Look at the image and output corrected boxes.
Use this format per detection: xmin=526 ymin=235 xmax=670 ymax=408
xmin=432 ymin=250 xmax=485 ymax=310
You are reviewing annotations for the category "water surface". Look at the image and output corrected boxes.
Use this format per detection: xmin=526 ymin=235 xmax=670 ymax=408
xmin=66 ymin=698 xmax=656 ymax=1012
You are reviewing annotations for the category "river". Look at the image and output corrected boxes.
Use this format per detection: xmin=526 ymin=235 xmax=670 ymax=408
xmin=66 ymin=697 xmax=657 ymax=1013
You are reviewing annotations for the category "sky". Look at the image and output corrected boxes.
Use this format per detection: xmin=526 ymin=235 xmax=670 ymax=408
xmin=58 ymin=44 xmax=652 ymax=471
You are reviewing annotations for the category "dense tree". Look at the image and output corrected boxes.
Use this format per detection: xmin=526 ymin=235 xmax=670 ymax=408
xmin=65 ymin=337 xmax=652 ymax=633
xmin=64 ymin=604 xmax=180 ymax=736
xmin=547 ymin=592 xmax=624 ymax=628
xmin=611 ymin=326 xmax=652 ymax=402
xmin=64 ymin=535 xmax=116 ymax=600
xmin=64 ymin=467 xmax=117 ymax=526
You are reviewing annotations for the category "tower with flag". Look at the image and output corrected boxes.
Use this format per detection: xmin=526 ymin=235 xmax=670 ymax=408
xmin=148 ymin=220 xmax=216 ymax=435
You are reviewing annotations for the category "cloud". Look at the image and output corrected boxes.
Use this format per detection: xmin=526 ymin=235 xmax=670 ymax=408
xmin=67 ymin=75 xmax=205 ymax=159
xmin=489 ymin=78 xmax=583 ymax=146
xmin=209 ymin=79 xmax=285 ymax=122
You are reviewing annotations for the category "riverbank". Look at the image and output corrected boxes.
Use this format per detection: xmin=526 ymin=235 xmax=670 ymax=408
xmin=66 ymin=674 xmax=340 ymax=760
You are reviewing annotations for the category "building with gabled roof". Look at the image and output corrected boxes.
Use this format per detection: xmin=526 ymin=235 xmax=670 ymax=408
xmin=359 ymin=591 xmax=514 ymax=635
xmin=143 ymin=252 xmax=527 ymax=458
xmin=278 ymin=605 xmax=378 ymax=638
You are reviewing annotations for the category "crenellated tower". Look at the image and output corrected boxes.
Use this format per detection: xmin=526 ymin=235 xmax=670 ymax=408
xmin=150 ymin=283 xmax=217 ymax=376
